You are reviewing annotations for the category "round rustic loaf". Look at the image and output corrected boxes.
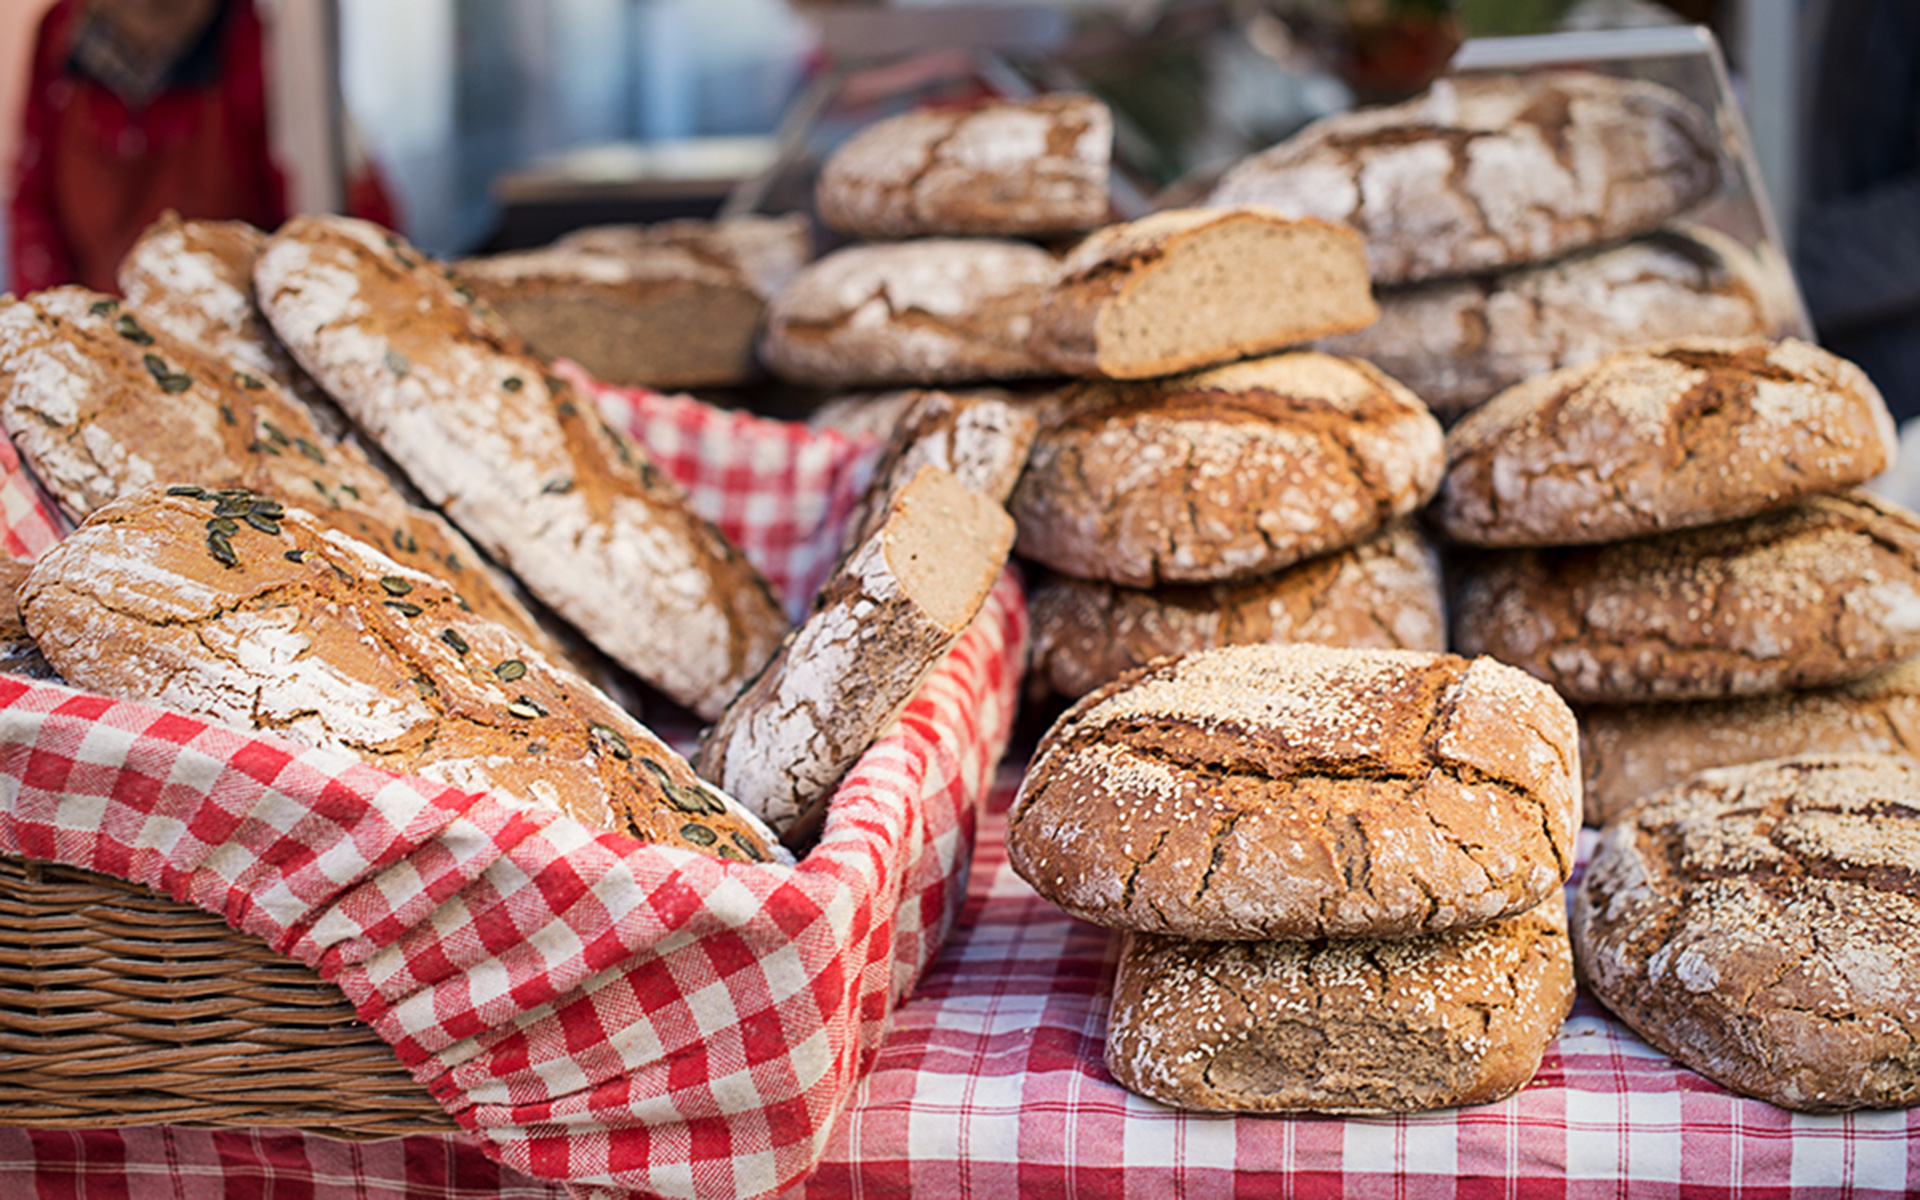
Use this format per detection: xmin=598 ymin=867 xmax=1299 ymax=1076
xmin=1027 ymin=517 xmax=1444 ymax=699
xmin=1005 ymin=643 xmax=1581 ymax=941
xmin=1578 ymin=657 xmax=1920 ymax=826
xmin=1450 ymin=492 xmax=1920 ymax=703
xmin=1008 ymin=352 xmax=1444 ymax=587
xmin=1433 ymin=338 xmax=1895 ymax=547
xmin=1105 ymin=893 xmax=1574 ymax=1113
xmin=1207 ymin=69 xmax=1721 ymax=284
xmin=1573 ymin=754 xmax=1920 ymax=1112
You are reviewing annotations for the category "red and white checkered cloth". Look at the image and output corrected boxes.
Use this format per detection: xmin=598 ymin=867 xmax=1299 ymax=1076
xmin=0 ymin=380 xmax=1028 ymax=1200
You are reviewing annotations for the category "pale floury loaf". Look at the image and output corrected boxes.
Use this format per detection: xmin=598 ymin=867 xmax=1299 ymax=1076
xmin=1434 ymin=337 xmax=1895 ymax=547
xmin=1207 ymin=70 xmax=1721 ymax=284
xmin=253 ymin=215 xmax=787 ymax=719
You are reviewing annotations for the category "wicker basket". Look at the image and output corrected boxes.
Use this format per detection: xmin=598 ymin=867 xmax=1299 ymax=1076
xmin=0 ymin=853 xmax=453 ymax=1137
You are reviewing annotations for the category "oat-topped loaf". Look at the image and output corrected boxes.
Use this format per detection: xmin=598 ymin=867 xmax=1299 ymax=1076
xmin=816 ymin=93 xmax=1110 ymax=240
xmin=1573 ymin=754 xmax=1920 ymax=1111
xmin=1208 ymin=70 xmax=1721 ymax=285
xmin=19 ymin=486 xmax=783 ymax=864
xmin=254 ymin=215 xmax=787 ymax=719
xmin=1027 ymin=207 xmax=1377 ymax=380
xmin=1028 ymin=517 xmax=1445 ymax=699
xmin=1005 ymin=644 xmax=1581 ymax=941
xmin=1009 ymin=352 xmax=1444 ymax=587
xmin=1434 ymin=338 xmax=1895 ymax=547
xmin=1106 ymin=893 xmax=1574 ymax=1113
xmin=1451 ymin=492 xmax=1920 ymax=702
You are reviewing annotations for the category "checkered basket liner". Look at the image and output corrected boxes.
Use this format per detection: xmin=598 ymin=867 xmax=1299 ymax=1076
xmin=0 ymin=375 xmax=1029 ymax=1200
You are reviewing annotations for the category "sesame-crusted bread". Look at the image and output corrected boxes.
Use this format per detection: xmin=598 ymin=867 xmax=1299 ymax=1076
xmin=1008 ymin=352 xmax=1444 ymax=587
xmin=253 ymin=215 xmax=787 ymax=719
xmin=1315 ymin=229 xmax=1783 ymax=420
xmin=19 ymin=486 xmax=785 ymax=865
xmin=837 ymin=388 xmax=1038 ymax=557
xmin=1433 ymin=338 xmax=1895 ymax=547
xmin=1207 ymin=70 xmax=1721 ymax=285
xmin=1105 ymin=893 xmax=1574 ymax=1113
xmin=1026 ymin=207 xmax=1377 ymax=380
xmin=1573 ymin=754 xmax=1920 ymax=1112
xmin=816 ymin=93 xmax=1110 ymax=240
xmin=757 ymin=239 xmax=1059 ymax=389
xmin=1450 ymin=492 xmax=1920 ymax=703
xmin=1028 ymin=518 xmax=1445 ymax=699
xmin=1005 ymin=644 xmax=1581 ymax=941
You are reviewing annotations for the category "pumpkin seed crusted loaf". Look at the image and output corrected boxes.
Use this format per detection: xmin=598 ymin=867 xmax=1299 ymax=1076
xmin=1573 ymin=754 xmax=1920 ymax=1112
xmin=1026 ymin=207 xmax=1377 ymax=380
xmin=1206 ymin=70 xmax=1722 ymax=285
xmin=1005 ymin=644 xmax=1581 ymax=942
xmin=1008 ymin=352 xmax=1444 ymax=587
xmin=1105 ymin=893 xmax=1574 ymax=1113
xmin=1434 ymin=338 xmax=1896 ymax=547
xmin=815 ymin=93 xmax=1111 ymax=240
xmin=18 ymin=486 xmax=783 ymax=864
xmin=1028 ymin=517 xmax=1445 ymax=700
xmin=1450 ymin=492 xmax=1920 ymax=703
xmin=254 ymin=215 xmax=787 ymax=719
xmin=0 ymin=287 xmax=574 ymax=673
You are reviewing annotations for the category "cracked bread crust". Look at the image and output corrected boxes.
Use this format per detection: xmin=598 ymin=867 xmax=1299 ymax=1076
xmin=815 ymin=93 xmax=1110 ymax=239
xmin=1434 ymin=338 xmax=1895 ymax=547
xmin=254 ymin=215 xmax=787 ymax=719
xmin=1005 ymin=644 xmax=1581 ymax=941
xmin=1105 ymin=892 xmax=1573 ymax=1113
xmin=1028 ymin=518 xmax=1444 ymax=699
xmin=18 ymin=487 xmax=784 ymax=864
xmin=1206 ymin=70 xmax=1721 ymax=285
xmin=1008 ymin=352 xmax=1444 ymax=587
xmin=1572 ymin=754 xmax=1920 ymax=1112
xmin=1449 ymin=492 xmax=1920 ymax=703
xmin=1578 ymin=658 xmax=1920 ymax=827
xmin=758 ymin=239 xmax=1060 ymax=388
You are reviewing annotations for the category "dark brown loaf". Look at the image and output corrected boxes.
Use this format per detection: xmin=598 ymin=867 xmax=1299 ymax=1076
xmin=1026 ymin=207 xmax=1377 ymax=380
xmin=1105 ymin=893 xmax=1574 ymax=1113
xmin=1027 ymin=517 xmax=1445 ymax=699
xmin=815 ymin=93 xmax=1110 ymax=239
xmin=1005 ymin=644 xmax=1581 ymax=941
xmin=18 ymin=486 xmax=784 ymax=864
xmin=1572 ymin=754 xmax=1920 ymax=1112
xmin=254 ymin=215 xmax=788 ymax=719
xmin=1449 ymin=492 xmax=1920 ymax=703
xmin=1009 ymin=352 xmax=1444 ymax=587
xmin=1206 ymin=70 xmax=1721 ymax=285
xmin=1434 ymin=338 xmax=1895 ymax=547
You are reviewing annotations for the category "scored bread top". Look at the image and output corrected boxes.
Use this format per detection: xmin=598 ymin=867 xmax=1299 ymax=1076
xmin=1434 ymin=337 xmax=1896 ymax=546
xmin=1006 ymin=643 xmax=1581 ymax=941
xmin=19 ymin=485 xmax=782 ymax=864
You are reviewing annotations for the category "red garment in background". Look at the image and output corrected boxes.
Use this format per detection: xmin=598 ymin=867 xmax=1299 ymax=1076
xmin=8 ymin=0 xmax=288 ymax=295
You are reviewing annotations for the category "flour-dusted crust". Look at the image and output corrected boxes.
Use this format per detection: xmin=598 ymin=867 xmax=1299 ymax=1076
xmin=1009 ymin=351 xmax=1443 ymax=587
xmin=1434 ymin=338 xmax=1895 ymax=547
xmin=1578 ymin=658 xmax=1920 ymax=827
xmin=816 ymin=93 xmax=1110 ymax=239
xmin=1208 ymin=70 xmax=1721 ymax=284
xmin=1028 ymin=207 xmax=1376 ymax=380
xmin=1106 ymin=893 xmax=1573 ymax=1113
xmin=1573 ymin=754 xmax=1920 ymax=1112
xmin=555 ymin=213 xmax=812 ymax=302
xmin=1316 ymin=229 xmax=1781 ymax=419
xmin=758 ymin=239 xmax=1060 ymax=388
xmin=1028 ymin=518 xmax=1444 ymax=698
xmin=254 ymin=215 xmax=787 ymax=719
xmin=1451 ymin=492 xmax=1920 ymax=703
xmin=1006 ymin=644 xmax=1581 ymax=941
xmin=696 ymin=466 xmax=1014 ymax=835
xmin=837 ymin=388 xmax=1038 ymax=557
xmin=19 ymin=487 xmax=784 ymax=863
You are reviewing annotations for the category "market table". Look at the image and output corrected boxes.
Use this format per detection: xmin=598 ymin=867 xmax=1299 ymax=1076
xmin=5 ymin=765 xmax=1916 ymax=1199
